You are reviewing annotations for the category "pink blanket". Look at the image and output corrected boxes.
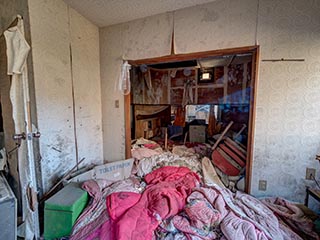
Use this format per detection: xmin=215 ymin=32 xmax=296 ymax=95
xmin=158 ymin=186 xmax=311 ymax=240
xmin=70 ymin=178 xmax=142 ymax=240
xmin=106 ymin=166 xmax=200 ymax=240
xmin=262 ymin=197 xmax=319 ymax=240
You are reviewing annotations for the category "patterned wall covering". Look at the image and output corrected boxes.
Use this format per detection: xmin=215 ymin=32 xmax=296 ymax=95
xmin=100 ymin=0 xmax=320 ymax=203
xmin=251 ymin=0 xmax=320 ymax=202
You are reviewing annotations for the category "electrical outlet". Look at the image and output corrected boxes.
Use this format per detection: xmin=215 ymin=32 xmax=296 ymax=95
xmin=115 ymin=100 xmax=119 ymax=108
xmin=258 ymin=180 xmax=267 ymax=191
xmin=306 ymin=168 xmax=316 ymax=180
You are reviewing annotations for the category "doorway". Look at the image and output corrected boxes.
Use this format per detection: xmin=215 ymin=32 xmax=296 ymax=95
xmin=125 ymin=45 xmax=259 ymax=193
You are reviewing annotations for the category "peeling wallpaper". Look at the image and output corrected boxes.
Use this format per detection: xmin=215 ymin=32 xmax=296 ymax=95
xmin=100 ymin=0 xmax=320 ymax=203
xmin=28 ymin=0 xmax=103 ymax=192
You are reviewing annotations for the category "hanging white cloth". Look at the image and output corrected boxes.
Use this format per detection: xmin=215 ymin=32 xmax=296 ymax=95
xmin=3 ymin=16 xmax=40 ymax=240
xmin=4 ymin=25 xmax=30 ymax=75
xmin=118 ymin=60 xmax=131 ymax=95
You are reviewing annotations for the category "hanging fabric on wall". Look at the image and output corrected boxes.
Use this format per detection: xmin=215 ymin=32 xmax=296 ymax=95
xmin=3 ymin=15 xmax=40 ymax=239
xmin=118 ymin=60 xmax=131 ymax=95
xmin=182 ymin=79 xmax=194 ymax=107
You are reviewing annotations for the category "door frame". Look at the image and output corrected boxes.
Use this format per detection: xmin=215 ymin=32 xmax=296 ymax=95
xmin=125 ymin=45 xmax=260 ymax=193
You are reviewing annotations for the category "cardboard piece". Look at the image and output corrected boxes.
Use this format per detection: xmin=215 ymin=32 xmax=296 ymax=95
xmin=94 ymin=158 xmax=134 ymax=181
xmin=68 ymin=158 xmax=134 ymax=184
xmin=68 ymin=169 xmax=95 ymax=183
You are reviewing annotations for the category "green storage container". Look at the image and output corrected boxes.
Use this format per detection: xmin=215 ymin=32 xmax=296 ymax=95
xmin=44 ymin=183 xmax=88 ymax=239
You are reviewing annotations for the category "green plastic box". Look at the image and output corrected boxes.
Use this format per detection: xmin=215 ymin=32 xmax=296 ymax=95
xmin=44 ymin=183 xmax=88 ymax=239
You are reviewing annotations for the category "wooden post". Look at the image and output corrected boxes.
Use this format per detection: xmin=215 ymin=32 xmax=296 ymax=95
xmin=164 ymin=128 xmax=168 ymax=150
xmin=211 ymin=121 xmax=233 ymax=151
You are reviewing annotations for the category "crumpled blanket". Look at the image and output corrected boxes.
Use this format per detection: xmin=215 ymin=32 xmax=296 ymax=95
xmin=201 ymin=157 xmax=225 ymax=188
xmin=107 ymin=166 xmax=200 ymax=240
xmin=107 ymin=192 xmax=141 ymax=221
xmin=261 ymin=197 xmax=319 ymax=240
xmin=157 ymin=186 xmax=309 ymax=240
xmin=136 ymin=152 xmax=202 ymax=178
xmin=70 ymin=177 xmax=144 ymax=240
xmin=131 ymin=147 xmax=161 ymax=161
xmin=131 ymin=137 xmax=164 ymax=153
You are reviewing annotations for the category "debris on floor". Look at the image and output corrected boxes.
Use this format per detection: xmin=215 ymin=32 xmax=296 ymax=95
xmin=39 ymin=133 xmax=319 ymax=240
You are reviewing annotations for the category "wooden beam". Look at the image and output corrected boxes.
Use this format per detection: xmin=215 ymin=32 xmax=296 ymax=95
xmin=124 ymin=94 xmax=132 ymax=159
xmin=223 ymin=66 xmax=228 ymax=104
xmin=128 ymin=46 xmax=259 ymax=66
xmin=245 ymin=46 xmax=260 ymax=194
xmin=211 ymin=121 xmax=234 ymax=151
xmin=242 ymin=63 xmax=247 ymax=103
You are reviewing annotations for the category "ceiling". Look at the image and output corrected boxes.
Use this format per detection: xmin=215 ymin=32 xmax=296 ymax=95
xmin=64 ymin=0 xmax=217 ymax=27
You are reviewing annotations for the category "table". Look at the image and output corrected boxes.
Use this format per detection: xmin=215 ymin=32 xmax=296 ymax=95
xmin=305 ymin=187 xmax=320 ymax=207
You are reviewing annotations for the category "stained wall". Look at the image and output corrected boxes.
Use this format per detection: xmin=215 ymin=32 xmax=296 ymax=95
xmin=28 ymin=0 xmax=103 ymax=192
xmin=100 ymin=0 xmax=320 ymax=202
xmin=99 ymin=13 xmax=173 ymax=160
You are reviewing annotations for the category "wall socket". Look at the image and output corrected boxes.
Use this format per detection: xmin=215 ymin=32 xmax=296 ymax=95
xmin=258 ymin=180 xmax=267 ymax=191
xmin=306 ymin=168 xmax=316 ymax=180
xmin=115 ymin=100 xmax=119 ymax=108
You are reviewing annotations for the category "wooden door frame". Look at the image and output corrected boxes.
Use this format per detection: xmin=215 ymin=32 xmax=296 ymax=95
xmin=124 ymin=45 xmax=260 ymax=194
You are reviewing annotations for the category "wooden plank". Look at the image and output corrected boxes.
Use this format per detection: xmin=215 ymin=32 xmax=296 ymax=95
xmin=212 ymin=149 xmax=240 ymax=176
xmin=226 ymin=137 xmax=247 ymax=155
xmin=223 ymin=66 xmax=228 ymax=104
xmin=235 ymin=140 xmax=247 ymax=150
xmin=242 ymin=63 xmax=247 ymax=104
xmin=195 ymin=68 xmax=198 ymax=104
xmin=220 ymin=143 xmax=246 ymax=167
xmin=170 ymin=86 xmax=185 ymax=90
xmin=124 ymin=94 xmax=131 ymax=159
xmin=197 ymin=84 xmax=224 ymax=88
xmin=212 ymin=121 xmax=233 ymax=150
xmin=224 ymin=140 xmax=246 ymax=160
xmin=128 ymin=46 xmax=259 ymax=66
xmin=234 ymin=124 xmax=247 ymax=140
xmin=167 ymin=70 xmax=171 ymax=104
xmin=245 ymin=46 xmax=259 ymax=194
xmin=217 ymin=147 xmax=242 ymax=170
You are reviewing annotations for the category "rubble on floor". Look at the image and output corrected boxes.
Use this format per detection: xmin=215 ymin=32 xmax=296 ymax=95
xmin=41 ymin=136 xmax=319 ymax=240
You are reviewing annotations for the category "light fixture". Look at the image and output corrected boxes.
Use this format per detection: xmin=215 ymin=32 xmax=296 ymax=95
xmin=201 ymin=72 xmax=211 ymax=81
xmin=198 ymin=67 xmax=214 ymax=83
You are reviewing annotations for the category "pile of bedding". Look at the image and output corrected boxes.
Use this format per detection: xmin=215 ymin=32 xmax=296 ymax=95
xmin=69 ymin=143 xmax=319 ymax=240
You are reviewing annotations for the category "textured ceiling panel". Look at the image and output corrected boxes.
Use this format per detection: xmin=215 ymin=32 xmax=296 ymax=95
xmin=64 ymin=0 xmax=217 ymax=27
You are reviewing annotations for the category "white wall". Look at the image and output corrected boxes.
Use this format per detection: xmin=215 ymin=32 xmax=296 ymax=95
xmin=28 ymin=0 xmax=103 ymax=192
xmin=100 ymin=0 xmax=320 ymax=203
xmin=99 ymin=13 xmax=173 ymax=160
